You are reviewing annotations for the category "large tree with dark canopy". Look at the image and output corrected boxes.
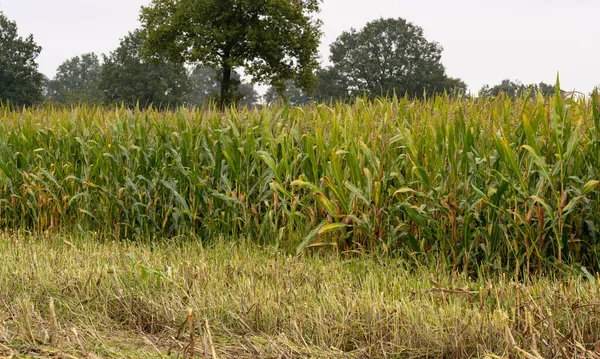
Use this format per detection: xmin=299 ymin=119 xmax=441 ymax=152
xmin=140 ymin=0 xmax=322 ymax=107
xmin=327 ymin=17 xmax=463 ymax=99
xmin=98 ymin=30 xmax=189 ymax=108
xmin=0 ymin=11 xmax=44 ymax=107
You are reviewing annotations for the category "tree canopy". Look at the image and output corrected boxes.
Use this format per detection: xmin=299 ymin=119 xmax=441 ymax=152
xmin=140 ymin=0 xmax=323 ymax=107
xmin=98 ymin=30 xmax=190 ymax=108
xmin=479 ymin=79 xmax=559 ymax=98
xmin=324 ymin=18 xmax=464 ymax=99
xmin=312 ymin=67 xmax=349 ymax=103
xmin=47 ymin=53 xmax=103 ymax=105
xmin=0 ymin=11 xmax=44 ymax=107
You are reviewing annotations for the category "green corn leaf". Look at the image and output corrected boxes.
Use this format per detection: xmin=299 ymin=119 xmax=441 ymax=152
xmin=582 ymin=180 xmax=599 ymax=196
xmin=345 ymin=181 xmax=370 ymax=206
xmin=317 ymin=223 xmax=348 ymax=235
xmin=521 ymin=145 xmax=552 ymax=184
xmin=296 ymin=222 xmax=327 ymax=254
xmin=315 ymin=192 xmax=339 ymax=218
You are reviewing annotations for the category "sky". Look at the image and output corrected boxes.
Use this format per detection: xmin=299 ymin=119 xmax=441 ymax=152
xmin=1 ymin=0 xmax=599 ymax=94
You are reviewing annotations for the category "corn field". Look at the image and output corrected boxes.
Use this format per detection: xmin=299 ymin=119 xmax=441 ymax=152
xmin=1 ymin=85 xmax=600 ymax=272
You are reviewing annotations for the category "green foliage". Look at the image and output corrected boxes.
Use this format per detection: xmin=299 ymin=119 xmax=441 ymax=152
xmin=186 ymin=66 xmax=259 ymax=107
xmin=440 ymin=77 xmax=468 ymax=96
xmin=47 ymin=53 xmax=103 ymax=105
xmin=1 ymin=91 xmax=599 ymax=273
xmin=479 ymin=79 xmax=523 ymax=98
xmin=98 ymin=30 xmax=190 ymax=109
xmin=312 ymin=67 xmax=349 ymax=103
xmin=140 ymin=0 xmax=322 ymax=106
xmin=325 ymin=18 xmax=464 ymax=99
xmin=536 ymin=82 xmax=557 ymax=97
xmin=264 ymin=79 xmax=310 ymax=105
xmin=480 ymin=79 xmax=559 ymax=98
xmin=0 ymin=11 xmax=44 ymax=107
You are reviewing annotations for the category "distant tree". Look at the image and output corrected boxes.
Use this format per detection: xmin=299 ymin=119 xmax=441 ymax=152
xmin=264 ymin=68 xmax=354 ymax=105
xmin=47 ymin=53 xmax=102 ymax=105
xmin=440 ymin=77 xmax=468 ymax=96
xmin=479 ymin=80 xmax=524 ymax=98
xmin=535 ymin=82 xmax=557 ymax=97
xmin=236 ymin=82 xmax=259 ymax=107
xmin=40 ymin=74 xmax=52 ymax=100
xmin=186 ymin=67 xmax=218 ymax=106
xmin=312 ymin=67 xmax=349 ymax=103
xmin=140 ymin=0 xmax=322 ymax=107
xmin=186 ymin=66 xmax=258 ymax=107
xmin=480 ymin=79 xmax=559 ymax=98
xmin=327 ymin=17 xmax=462 ymax=99
xmin=264 ymin=80 xmax=310 ymax=106
xmin=0 ymin=11 xmax=44 ymax=107
xmin=99 ymin=30 xmax=189 ymax=108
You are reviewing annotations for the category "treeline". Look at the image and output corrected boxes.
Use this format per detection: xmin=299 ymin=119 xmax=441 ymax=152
xmin=0 ymin=7 xmax=588 ymax=109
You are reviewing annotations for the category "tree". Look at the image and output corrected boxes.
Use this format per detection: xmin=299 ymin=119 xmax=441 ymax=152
xmin=0 ymin=11 xmax=44 ymax=107
xmin=479 ymin=79 xmax=524 ymax=98
xmin=186 ymin=66 xmax=258 ymax=107
xmin=264 ymin=80 xmax=310 ymax=106
xmin=535 ymin=82 xmax=557 ymax=97
xmin=479 ymin=79 xmax=559 ymax=98
xmin=312 ymin=67 xmax=349 ymax=103
xmin=99 ymin=30 xmax=189 ymax=108
xmin=47 ymin=53 xmax=103 ymax=105
xmin=140 ymin=0 xmax=322 ymax=107
xmin=439 ymin=77 xmax=468 ymax=96
xmin=236 ymin=82 xmax=259 ymax=107
xmin=327 ymin=18 xmax=461 ymax=99
xmin=186 ymin=67 xmax=219 ymax=106
xmin=40 ymin=75 xmax=52 ymax=100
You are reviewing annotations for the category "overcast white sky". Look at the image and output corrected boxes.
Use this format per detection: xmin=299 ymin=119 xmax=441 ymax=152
xmin=1 ymin=0 xmax=599 ymax=94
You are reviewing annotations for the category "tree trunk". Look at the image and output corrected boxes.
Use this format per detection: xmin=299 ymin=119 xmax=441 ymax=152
xmin=220 ymin=55 xmax=232 ymax=108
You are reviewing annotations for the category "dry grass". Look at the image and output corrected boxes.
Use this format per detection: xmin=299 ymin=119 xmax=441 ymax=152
xmin=1 ymin=232 xmax=600 ymax=358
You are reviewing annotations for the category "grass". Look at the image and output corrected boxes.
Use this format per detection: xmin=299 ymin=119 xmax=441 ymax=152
xmin=1 ymin=233 xmax=600 ymax=358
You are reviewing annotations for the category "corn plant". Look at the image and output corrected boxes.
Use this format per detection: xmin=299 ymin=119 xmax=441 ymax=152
xmin=1 ymin=83 xmax=599 ymax=272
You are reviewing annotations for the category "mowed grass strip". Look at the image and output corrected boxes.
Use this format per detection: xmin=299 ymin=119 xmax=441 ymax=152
xmin=1 ymin=233 xmax=599 ymax=358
